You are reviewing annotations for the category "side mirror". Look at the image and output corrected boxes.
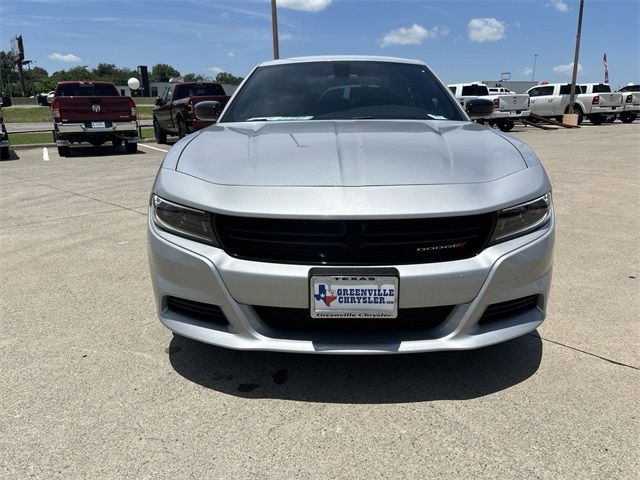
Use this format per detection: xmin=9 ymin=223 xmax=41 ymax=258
xmin=155 ymin=96 xmax=163 ymax=106
xmin=194 ymin=101 xmax=222 ymax=121
xmin=465 ymin=98 xmax=494 ymax=119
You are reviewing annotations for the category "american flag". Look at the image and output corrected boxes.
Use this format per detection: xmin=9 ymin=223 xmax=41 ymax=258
xmin=603 ymin=53 xmax=609 ymax=84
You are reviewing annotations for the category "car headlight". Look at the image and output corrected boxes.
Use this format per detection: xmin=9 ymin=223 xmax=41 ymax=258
xmin=490 ymin=193 xmax=552 ymax=244
xmin=151 ymin=194 xmax=218 ymax=245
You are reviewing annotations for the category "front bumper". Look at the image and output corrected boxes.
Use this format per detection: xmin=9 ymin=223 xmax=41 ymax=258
xmin=148 ymin=213 xmax=555 ymax=354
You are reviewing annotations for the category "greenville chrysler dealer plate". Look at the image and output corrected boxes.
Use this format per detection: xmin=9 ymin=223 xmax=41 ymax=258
xmin=310 ymin=275 xmax=398 ymax=319
xmin=91 ymin=121 xmax=106 ymax=128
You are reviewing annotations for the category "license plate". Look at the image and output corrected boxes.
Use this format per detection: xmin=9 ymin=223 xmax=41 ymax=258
xmin=309 ymin=273 xmax=398 ymax=319
xmin=91 ymin=121 xmax=106 ymax=128
xmin=510 ymin=110 xmax=519 ymax=115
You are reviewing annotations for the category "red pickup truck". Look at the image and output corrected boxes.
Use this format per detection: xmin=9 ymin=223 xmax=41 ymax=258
xmin=52 ymin=81 xmax=138 ymax=156
xmin=153 ymin=82 xmax=229 ymax=143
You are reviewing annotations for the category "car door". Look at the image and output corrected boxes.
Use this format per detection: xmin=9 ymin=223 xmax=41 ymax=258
xmin=155 ymin=86 xmax=175 ymax=132
xmin=531 ymin=86 xmax=556 ymax=116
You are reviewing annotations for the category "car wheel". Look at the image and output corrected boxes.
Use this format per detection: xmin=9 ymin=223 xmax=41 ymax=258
xmin=620 ymin=112 xmax=636 ymax=124
xmin=589 ymin=114 xmax=603 ymax=125
xmin=497 ymin=119 xmax=514 ymax=132
xmin=0 ymin=146 xmax=9 ymax=160
xmin=57 ymin=146 xmax=71 ymax=157
xmin=178 ymin=119 xmax=188 ymax=139
xmin=154 ymin=118 xmax=167 ymax=144
xmin=124 ymin=142 xmax=137 ymax=154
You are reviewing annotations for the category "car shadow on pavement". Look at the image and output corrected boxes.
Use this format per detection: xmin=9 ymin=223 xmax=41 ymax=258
xmin=168 ymin=332 xmax=542 ymax=403
xmin=62 ymin=145 xmax=148 ymax=157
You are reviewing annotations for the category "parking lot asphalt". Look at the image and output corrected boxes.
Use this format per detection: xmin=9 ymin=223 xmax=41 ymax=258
xmin=1 ymin=124 xmax=638 ymax=479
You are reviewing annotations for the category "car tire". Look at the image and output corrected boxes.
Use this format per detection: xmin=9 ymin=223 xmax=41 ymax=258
xmin=154 ymin=118 xmax=167 ymax=144
xmin=497 ymin=119 xmax=514 ymax=132
xmin=0 ymin=146 xmax=9 ymax=160
xmin=177 ymin=119 xmax=188 ymax=139
xmin=124 ymin=142 xmax=137 ymax=154
xmin=620 ymin=112 xmax=636 ymax=124
xmin=112 ymin=139 xmax=123 ymax=150
xmin=589 ymin=114 xmax=603 ymax=125
xmin=57 ymin=146 xmax=70 ymax=157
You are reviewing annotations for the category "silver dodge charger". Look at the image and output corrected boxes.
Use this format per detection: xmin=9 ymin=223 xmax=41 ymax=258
xmin=148 ymin=56 xmax=554 ymax=354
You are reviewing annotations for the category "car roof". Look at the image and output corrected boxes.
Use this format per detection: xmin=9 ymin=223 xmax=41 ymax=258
xmin=56 ymin=80 xmax=114 ymax=84
xmin=174 ymin=81 xmax=222 ymax=86
xmin=259 ymin=55 xmax=425 ymax=67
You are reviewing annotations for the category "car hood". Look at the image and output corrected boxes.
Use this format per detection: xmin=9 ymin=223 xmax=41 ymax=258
xmin=176 ymin=120 xmax=527 ymax=187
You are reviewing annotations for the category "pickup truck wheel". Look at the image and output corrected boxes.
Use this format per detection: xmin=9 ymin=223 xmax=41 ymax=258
xmin=57 ymin=146 xmax=70 ymax=157
xmin=620 ymin=112 xmax=636 ymax=124
xmin=0 ymin=146 xmax=9 ymax=160
xmin=124 ymin=142 xmax=137 ymax=154
xmin=177 ymin=119 xmax=188 ymax=139
xmin=497 ymin=119 xmax=514 ymax=132
xmin=154 ymin=118 xmax=167 ymax=144
xmin=589 ymin=114 xmax=603 ymax=125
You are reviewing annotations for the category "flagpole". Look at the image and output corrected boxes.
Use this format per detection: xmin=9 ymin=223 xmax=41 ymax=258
xmin=271 ymin=0 xmax=280 ymax=60
xmin=568 ymin=0 xmax=585 ymax=116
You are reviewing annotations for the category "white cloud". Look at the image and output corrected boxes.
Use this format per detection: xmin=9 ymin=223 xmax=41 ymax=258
xmin=48 ymin=52 xmax=82 ymax=63
xmin=207 ymin=66 xmax=224 ymax=74
xmin=227 ymin=52 xmax=235 ymax=58
xmin=519 ymin=67 xmax=534 ymax=76
xmin=380 ymin=24 xmax=449 ymax=47
xmin=277 ymin=0 xmax=331 ymax=12
xmin=553 ymin=62 xmax=583 ymax=76
xmin=547 ymin=0 xmax=570 ymax=13
xmin=280 ymin=33 xmax=293 ymax=40
xmin=467 ymin=18 xmax=507 ymax=43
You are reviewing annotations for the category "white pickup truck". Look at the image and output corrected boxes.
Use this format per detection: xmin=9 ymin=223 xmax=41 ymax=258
xmin=618 ymin=83 xmax=639 ymax=123
xmin=527 ymin=83 xmax=622 ymax=125
xmin=448 ymin=83 xmax=530 ymax=132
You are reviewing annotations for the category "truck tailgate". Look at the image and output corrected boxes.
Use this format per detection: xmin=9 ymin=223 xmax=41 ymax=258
xmin=56 ymin=97 xmax=134 ymax=122
xmin=495 ymin=94 xmax=530 ymax=111
xmin=581 ymin=92 xmax=622 ymax=108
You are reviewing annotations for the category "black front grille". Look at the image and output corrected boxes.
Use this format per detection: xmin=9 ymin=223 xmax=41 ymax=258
xmin=165 ymin=296 xmax=228 ymax=326
xmin=215 ymin=214 xmax=495 ymax=265
xmin=479 ymin=295 xmax=540 ymax=325
xmin=253 ymin=305 xmax=454 ymax=334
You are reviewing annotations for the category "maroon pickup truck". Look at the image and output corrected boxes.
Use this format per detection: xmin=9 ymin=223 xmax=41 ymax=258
xmin=52 ymin=81 xmax=138 ymax=156
xmin=153 ymin=82 xmax=229 ymax=143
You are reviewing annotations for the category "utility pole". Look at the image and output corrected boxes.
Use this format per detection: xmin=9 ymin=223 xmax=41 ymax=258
xmin=568 ymin=0 xmax=585 ymax=115
xmin=271 ymin=0 xmax=280 ymax=60
xmin=531 ymin=54 xmax=538 ymax=82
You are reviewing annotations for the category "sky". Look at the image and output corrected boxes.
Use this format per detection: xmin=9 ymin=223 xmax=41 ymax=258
xmin=1 ymin=0 xmax=638 ymax=87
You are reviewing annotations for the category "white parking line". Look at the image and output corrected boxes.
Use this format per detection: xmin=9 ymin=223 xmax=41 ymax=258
xmin=42 ymin=147 xmax=50 ymax=161
xmin=138 ymin=144 xmax=169 ymax=153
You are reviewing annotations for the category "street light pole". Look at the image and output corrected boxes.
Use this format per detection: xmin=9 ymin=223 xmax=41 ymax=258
xmin=271 ymin=0 xmax=280 ymax=60
xmin=532 ymin=54 xmax=538 ymax=82
xmin=568 ymin=0 xmax=585 ymax=115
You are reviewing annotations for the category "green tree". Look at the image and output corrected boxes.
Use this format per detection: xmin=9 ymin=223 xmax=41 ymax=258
xmin=150 ymin=63 xmax=180 ymax=82
xmin=215 ymin=72 xmax=243 ymax=85
xmin=183 ymin=73 xmax=205 ymax=82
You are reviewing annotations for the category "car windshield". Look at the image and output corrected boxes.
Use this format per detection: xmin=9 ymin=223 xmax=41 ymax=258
xmin=174 ymin=83 xmax=226 ymax=99
xmin=221 ymin=61 xmax=464 ymax=122
xmin=56 ymin=83 xmax=119 ymax=96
